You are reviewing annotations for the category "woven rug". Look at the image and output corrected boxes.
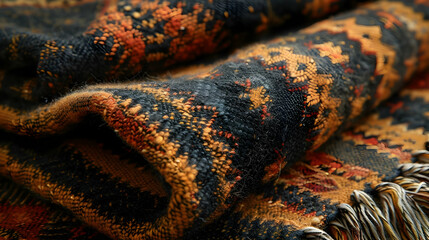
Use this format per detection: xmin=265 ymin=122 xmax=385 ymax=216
xmin=0 ymin=0 xmax=428 ymax=239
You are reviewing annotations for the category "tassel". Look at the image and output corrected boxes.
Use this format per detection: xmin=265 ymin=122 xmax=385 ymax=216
xmin=327 ymin=204 xmax=362 ymax=240
xmin=303 ymin=161 xmax=429 ymax=239
xmin=394 ymin=176 xmax=429 ymax=214
xmin=375 ymin=182 xmax=429 ymax=240
xmin=397 ymin=163 xmax=429 ymax=182
xmin=302 ymin=227 xmax=334 ymax=240
xmin=395 ymin=162 xmax=429 ymax=215
xmin=350 ymin=190 xmax=398 ymax=240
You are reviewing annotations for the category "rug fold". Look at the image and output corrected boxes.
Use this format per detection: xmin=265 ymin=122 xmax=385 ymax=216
xmin=0 ymin=0 xmax=428 ymax=239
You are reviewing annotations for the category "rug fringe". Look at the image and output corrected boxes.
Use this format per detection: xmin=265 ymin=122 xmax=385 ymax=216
xmin=302 ymin=227 xmax=334 ymax=240
xmin=375 ymin=182 xmax=429 ymax=239
xmin=394 ymin=176 xmax=429 ymax=213
xmin=302 ymin=161 xmax=429 ymax=239
xmin=397 ymin=163 xmax=429 ymax=182
xmin=326 ymin=204 xmax=361 ymax=240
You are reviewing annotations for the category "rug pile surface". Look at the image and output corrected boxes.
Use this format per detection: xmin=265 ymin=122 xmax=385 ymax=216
xmin=0 ymin=0 xmax=428 ymax=239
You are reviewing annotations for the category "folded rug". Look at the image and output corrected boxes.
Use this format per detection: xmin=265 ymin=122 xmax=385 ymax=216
xmin=0 ymin=0 xmax=428 ymax=239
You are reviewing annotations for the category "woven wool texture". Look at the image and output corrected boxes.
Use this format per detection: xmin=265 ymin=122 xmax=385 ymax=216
xmin=0 ymin=0 xmax=428 ymax=239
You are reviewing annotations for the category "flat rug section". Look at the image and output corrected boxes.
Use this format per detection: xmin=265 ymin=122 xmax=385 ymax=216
xmin=0 ymin=0 xmax=428 ymax=240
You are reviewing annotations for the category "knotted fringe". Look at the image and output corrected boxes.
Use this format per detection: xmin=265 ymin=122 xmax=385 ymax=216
xmin=302 ymin=151 xmax=429 ymax=240
xmin=302 ymin=227 xmax=334 ymax=240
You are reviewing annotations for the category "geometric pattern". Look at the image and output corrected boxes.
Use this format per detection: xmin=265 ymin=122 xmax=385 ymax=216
xmin=0 ymin=0 xmax=428 ymax=239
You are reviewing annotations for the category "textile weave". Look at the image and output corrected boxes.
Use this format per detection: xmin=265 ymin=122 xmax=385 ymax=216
xmin=0 ymin=0 xmax=428 ymax=239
